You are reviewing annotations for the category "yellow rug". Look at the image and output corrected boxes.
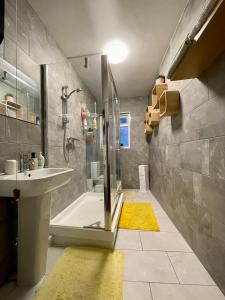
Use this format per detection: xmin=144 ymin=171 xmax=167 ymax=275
xmin=33 ymin=247 xmax=123 ymax=300
xmin=119 ymin=202 xmax=160 ymax=231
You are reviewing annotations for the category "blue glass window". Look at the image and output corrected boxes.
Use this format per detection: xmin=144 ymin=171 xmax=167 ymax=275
xmin=120 ymin=113 xmax=130 ymax=148
xmin=120 ymin=126 xmax=129 ymax=147
xmin=120 ymin=117 xmax=127 ymax=124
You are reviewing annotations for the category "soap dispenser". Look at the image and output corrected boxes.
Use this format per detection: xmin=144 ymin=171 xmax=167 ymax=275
xmin=38 ymin=152 xmax=45 ymax=169
xmin=30 ymin=152 xmax=38 ymax=170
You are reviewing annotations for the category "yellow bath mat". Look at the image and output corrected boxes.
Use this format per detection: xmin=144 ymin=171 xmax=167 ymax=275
xmin=33 ymin=247 xmax=123 ymax=300
xmin=119 ymin=202 xmax=160 ymax=231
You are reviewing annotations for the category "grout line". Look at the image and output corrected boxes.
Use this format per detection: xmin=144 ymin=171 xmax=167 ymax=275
xmin=148 ymin=282 xmax=154 ymax=300
xmin=123 ymin=280 xmax=217 ymax=287
xmin=122 ymin=249 xmax=194 ymax=253
xmin=139 ymin=231 xmax=144 ymax=251
xmin=166 ymin=251 xmax=181 ymax=284
xmin=149 ymin=132 xmax=225 ymax=148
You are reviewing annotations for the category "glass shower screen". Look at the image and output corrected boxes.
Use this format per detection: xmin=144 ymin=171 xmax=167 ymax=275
xmin=101 ymin=55 xmax=121 ymax=230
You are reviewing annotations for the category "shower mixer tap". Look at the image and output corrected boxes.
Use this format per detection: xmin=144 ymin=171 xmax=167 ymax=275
xmin=67 ymin=136 xmax=80 ymax=143
xmin=67 ymin=136 xmax=80 ymax=150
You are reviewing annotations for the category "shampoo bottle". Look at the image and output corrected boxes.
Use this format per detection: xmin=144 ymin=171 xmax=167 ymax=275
xmin=30 ymin=152 xmax=38 ymax=170
xmin=38 ymin=152 xmax=45 ymax=169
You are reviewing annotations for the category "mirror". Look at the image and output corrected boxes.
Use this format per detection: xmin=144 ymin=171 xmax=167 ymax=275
xmin=0 ymin=58 xmax=41 ymax=124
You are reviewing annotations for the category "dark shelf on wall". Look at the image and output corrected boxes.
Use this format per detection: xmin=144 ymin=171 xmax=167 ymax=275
xmin=169 ymin=0 xmax=225 ymax=81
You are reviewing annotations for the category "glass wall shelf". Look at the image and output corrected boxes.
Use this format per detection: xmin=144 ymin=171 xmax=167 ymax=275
xmin=0 ymin=58 xmax=41 ymax=124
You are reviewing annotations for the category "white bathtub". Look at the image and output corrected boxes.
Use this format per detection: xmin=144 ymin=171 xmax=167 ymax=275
xmin=49 ymin=192 xmax=123 ymax=248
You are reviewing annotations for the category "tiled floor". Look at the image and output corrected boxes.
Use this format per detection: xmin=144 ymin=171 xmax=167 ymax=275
xmin=120 ymin=189 xmax=225 ymax=300
xmin=0 ymin=189 xmax=225 ymax=300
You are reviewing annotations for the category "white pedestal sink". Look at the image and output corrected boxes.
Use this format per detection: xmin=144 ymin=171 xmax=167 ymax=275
xmin=0 ymin=168 xmax=74 ymax=286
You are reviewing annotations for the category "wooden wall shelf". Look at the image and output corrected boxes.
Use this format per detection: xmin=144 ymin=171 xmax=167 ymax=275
xmin=159 ymin=91 xmax=180 ymax=117
xmin=169 ymin=0 xmax=225 ymax=80
xmin=144 ymin=106 xmax=153 ymax=134
xmin=152 ymin=83 xmax=167 ymax=108
xmin=144 ymin=122 xmax=153 ymax=134
xmin=144 ymin=105 xmax=160 ymax=134
xmin=149 ymin=108 xmax=160 ymax=126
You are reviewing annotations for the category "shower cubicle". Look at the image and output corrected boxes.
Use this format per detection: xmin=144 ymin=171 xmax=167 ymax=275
xmin=42 ymin=55 xmax=123 ymax=247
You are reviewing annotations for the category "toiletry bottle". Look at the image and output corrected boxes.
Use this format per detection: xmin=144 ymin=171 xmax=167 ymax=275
xmin=93 ymin=101 xmax=97 ymax=129
xmin=30 ymin=152 xmax=38 ymax=170
xmin=92 ymin=117 xmax=97 ymax=129
xmin=38 ymin=152 xmax=45 ymax=169
xmin=84 ymin=118 xmax=88 ymax=130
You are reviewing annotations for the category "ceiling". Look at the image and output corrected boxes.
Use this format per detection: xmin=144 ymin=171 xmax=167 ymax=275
xmin=28 ymin=0 xmax=188 ymax=99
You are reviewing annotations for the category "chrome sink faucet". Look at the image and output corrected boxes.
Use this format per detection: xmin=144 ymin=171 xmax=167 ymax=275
xmin=19 ymin=154 xmax=30 ymax=173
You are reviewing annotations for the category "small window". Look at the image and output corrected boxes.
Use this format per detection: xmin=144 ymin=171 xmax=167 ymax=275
xmin=120 ymin=113 xmax=130 ymax=149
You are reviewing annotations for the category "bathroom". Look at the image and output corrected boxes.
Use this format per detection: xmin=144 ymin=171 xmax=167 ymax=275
xmin=0 ymin=0 xmax=225 ymax=299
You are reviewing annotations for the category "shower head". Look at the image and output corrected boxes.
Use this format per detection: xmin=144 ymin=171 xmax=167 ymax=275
xmin=61 ymin=86 xmax=82 ymax=101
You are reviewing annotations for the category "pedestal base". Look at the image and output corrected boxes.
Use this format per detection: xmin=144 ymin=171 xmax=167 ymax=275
xmin=17 ymin=193 xmax=51 ymax=286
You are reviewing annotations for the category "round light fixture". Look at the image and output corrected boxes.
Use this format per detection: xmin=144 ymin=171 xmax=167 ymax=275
xmin=103 ymin=41 xmax=128 ymax=64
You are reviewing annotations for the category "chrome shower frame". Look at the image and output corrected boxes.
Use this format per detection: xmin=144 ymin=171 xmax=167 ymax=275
xmin=102 ymin=55 xmax=121 ymax=230
xmin=41 ymin=58 xmax=122 ymax=232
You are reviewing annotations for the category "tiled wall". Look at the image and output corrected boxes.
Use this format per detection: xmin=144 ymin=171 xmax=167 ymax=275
xmin=120 ymin=97 xmax=149 ymax=189
xmin=149 ymin=1 xmax=225 ymax=293
xmin=0 ymin=115 xmax=41 ymax=172
xmin=0 ymin=0 xmax=47 ymax=172
xmin=0 ymin=0 xmax=95 ymax=216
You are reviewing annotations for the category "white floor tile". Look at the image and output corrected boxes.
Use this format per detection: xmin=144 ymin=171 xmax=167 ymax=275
xmin=150 ymin=283 xmax=225 ymax=300
xmin=115 ymin=230 xmax=142 ymax=250
xmin=157 ymin=216 xmax=179 ymax=233
xmin=154 ymin=208 xmax=170 ymax=219
xmin=123 ymin=281 xmax=152 ymax=300
xmin=140 ymin=231 xmax=192 ymax=252
xmin=46 ymin=246 xmax=64 ymax=274
xmin=168 ymin=252 xmax=216 ymax=285
xmin=124 ymin=250 xmax=178 ymax=283
xmin=7 ymin=279 xmax=44 ymax=300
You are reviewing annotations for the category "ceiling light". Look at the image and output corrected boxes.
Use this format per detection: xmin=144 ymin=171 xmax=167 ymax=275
xmin=103 ymin=41 xmax=128 ymax=64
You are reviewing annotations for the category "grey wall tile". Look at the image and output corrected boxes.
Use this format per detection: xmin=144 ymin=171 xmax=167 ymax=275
xmin=202 ymin=175 xmax=225 ymax=225
xmin=0 ymin=115 xmax=5 ymax=141
xmin=3 ymin=36 xmax=17 ymax=66
xmin=193 ymin=172 xmax=202 ymax=206
xmin=166 ymin=144 xmax=181 ymax=168
xmin=180 ymin=74 xmax=208 ymax=115
xmin=17 ymin=47 xmax=40 ymax=83
xmin=5 ymin=117 xmax=19 ymax=143
xmin=209 ymin=136 xmax=225 ymax=181
xmin=0 ymin=142 xmax=19 ymax=172
xmin=17 ymin=18 xmax=30 ymax=55
xmin=208 ymin=51 xmax=225 ymax=99
xmin=4 ymin=0 xmax=17 ymax=42
xmin=180 ymin=140 xmax=209 ymax=175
